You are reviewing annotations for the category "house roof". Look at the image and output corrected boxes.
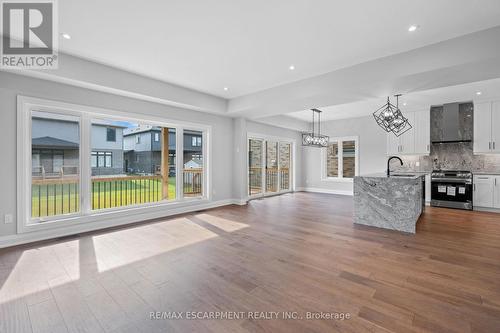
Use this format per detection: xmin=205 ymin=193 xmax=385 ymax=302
xmin=123 ymin=125 xmax=161 ymax=136
xmin=123 ymin=126 xmax=200 ymax=137
xmin=32 ymin=136 xmax=79 ymax=149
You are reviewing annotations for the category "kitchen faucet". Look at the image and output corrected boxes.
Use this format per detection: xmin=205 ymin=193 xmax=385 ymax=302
xmin=387 ymin=156 xmax=403 ymax=176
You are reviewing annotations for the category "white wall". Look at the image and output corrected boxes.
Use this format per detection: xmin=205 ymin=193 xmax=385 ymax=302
xmin=0 ymin=72 xmax=235 ymax=239
xmin=302 ymin=115 xmax=387 ymax=194
xmin=0 ymin=72 xmax=304 ymax=244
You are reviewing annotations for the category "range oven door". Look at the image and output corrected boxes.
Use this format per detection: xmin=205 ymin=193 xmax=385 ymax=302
xmin=430 ymin=179 xmax=472 ymax=210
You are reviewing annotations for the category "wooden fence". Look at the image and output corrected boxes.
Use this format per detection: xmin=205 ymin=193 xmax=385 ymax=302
xmin=31 ymin=170 xmax=203 ymax=218
xmin=249 ymin=167 xmax=290 ymax=195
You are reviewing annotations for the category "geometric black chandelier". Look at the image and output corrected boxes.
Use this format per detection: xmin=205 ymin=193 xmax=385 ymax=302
xmin=302 ymin=108 xmax=329 ymax=147
xmin=373 ymin=94 xmax=412 ymax=137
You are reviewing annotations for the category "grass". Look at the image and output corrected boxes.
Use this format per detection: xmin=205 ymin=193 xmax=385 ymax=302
xmin=31 ymin=177 xmax=176 ymax=218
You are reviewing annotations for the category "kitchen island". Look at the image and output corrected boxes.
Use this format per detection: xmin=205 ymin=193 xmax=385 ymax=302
xmin=353 ymin=173 xmax=425 ymax=234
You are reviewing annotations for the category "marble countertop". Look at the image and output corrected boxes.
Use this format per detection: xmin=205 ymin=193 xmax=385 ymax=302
xmin=353 ymin=174 xmax=424 ymax=234
xmin=358 ymin=173 xmax=425 ymax=180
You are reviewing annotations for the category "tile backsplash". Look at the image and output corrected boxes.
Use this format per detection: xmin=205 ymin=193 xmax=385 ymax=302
xmin=395 ymin=142 xmax=500 ymax=173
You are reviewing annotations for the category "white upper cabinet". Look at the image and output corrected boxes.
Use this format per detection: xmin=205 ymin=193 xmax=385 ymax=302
xmin=386 ymin=110 xmax=429 ymax=155
xmin=473 ymin=102 xmax=492 ymax=153
xmin=400 ymin=112 xmax=415 ymax=154
xmin=474 ymin=100 xmax=500 ymax=154
xmin=414 ymin=109 xmax=430 ymax=154
xmin=386 ymin=131 xmax=399 ymax=155
xmin=492 ymin=102 xmax=500 ymax=153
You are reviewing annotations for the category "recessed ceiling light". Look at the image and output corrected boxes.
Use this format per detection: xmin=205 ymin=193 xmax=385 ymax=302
xmin=289 ymin=65 xmax=295 ymax=71
xmin=61 ymin=33 xmax=71 ymax=40
xmin=223 ymin=87 xmax=229 ymax=91
xmin=476 ymin=91 xmax=482 ymax=95
xmin=403 ymin=102 xmax=407 ymax=106
xmin=408 ymin=25 xmax=418 ymax=32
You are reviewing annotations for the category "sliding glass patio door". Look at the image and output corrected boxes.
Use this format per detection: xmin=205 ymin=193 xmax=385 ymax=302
xmin=248 ymin=139 xmax=263 ymax=196
xmin=266 ymin=141 xmax=279 ymax=193
xmin=248 ymin=137 xmax=293 ymax=198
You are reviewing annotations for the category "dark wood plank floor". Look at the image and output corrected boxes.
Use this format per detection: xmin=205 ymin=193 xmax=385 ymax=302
xmin=1 ymin=192 xmax=500 ymax=332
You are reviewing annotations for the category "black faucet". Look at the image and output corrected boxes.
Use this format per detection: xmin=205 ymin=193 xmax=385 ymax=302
xmin=387 ymin=156 xmax=403 ymax=176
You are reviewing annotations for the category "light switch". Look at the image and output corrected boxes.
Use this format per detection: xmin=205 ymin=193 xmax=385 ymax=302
xmin=4 ymin=214 xmax=13 ymax=224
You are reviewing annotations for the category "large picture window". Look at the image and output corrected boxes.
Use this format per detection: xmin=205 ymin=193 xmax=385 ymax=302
xmin=92 ymin=120 xmax=177 ymax=210
xmin=324 ymin=137 xmax=358 ymax=180
xmin=18 ymin=96 xmax=209 ymax=231
xmin=31 ymin=111 xmax=80 ymax=219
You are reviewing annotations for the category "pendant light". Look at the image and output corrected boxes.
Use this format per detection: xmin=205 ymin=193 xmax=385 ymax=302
xmin=373 ymin=94 xmax=412 ymax=137
xmin=302 ymin=108 xmax=329 ymax=147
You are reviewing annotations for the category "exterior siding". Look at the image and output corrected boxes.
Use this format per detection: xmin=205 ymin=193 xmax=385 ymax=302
xmin=32 ymin=118 xmax=79 ymax=144
xmin=124 ymin=151 xmax=161 ymax=174
xmin=91 ymin=125 xmax=123 ymax=150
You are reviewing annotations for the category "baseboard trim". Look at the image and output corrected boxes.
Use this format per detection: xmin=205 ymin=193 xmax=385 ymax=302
xmin=231 ymin=199 xmax=249 ymax=206
xmin=0 ymin=199 xmax=244 ymax=249
xmin=297 ymin=187 xmax=353 ymax=196
xmin=473 ymin=206 xmax=500 ymax=213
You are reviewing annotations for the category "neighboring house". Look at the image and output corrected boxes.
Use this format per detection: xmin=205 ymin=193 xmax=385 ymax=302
xmin=123 ymin=126 xmax=176 ymax=175
xmin=123 ymin=126 xmax=202 ymax=175
xmin=31 ymin=115 xmax=126 ymax=177
xmin=90 ymin=120 xmax=126 ymax=176
xmin=184 ymin=158 xmax=202 ymax=169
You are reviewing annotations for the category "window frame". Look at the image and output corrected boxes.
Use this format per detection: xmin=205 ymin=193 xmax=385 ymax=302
xmin=322 ymin=136 xmax=359 ymax=182
xmin=91 ymin=151 xmax=112 ymax=168
xmin=17 ymin=95 xmax=212 ymax=234
xmin=191 ymin=136 xmax=202 ymax=147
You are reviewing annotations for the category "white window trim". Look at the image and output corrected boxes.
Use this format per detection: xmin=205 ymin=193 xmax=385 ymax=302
xmin=17 ymin=95 xmax=212 ymax=234
xmin=321 ymin=136 xmax=359 ymax=182
xmin=246 ymin=132 xmax=296 ymax=199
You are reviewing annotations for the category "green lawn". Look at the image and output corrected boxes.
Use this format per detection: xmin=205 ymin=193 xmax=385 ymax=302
xmin=32 ymin=177 xmax=176 ymax=218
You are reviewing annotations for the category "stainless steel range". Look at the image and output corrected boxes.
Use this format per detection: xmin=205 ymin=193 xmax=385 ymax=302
xmin=430 ymin=170 xmax=473 ymax=210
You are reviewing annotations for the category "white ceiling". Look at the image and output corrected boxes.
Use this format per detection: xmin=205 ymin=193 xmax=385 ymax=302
xmin=288 ymin=78 xmax=500 ymax=122
xmin=59 ymin=0 xmax=500 ymax=98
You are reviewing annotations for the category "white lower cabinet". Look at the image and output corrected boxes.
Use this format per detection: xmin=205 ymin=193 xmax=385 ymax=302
xmin=473 ymin=175 xmax=500 ymax=209
xmin=494 ymin=176 xmax=500 ymax=209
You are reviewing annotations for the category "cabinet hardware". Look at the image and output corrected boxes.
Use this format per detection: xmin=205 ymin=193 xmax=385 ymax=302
xmin=474 ymin=184 xmax=476 ymax=191
xmin=494 ymin=142 xmax=496 ymax=150
xmin=427 ymin=144 xmax=429 ymax=152
xmin=478 ymin=177 xmax=489 ymax=179
xmin=489 ymin=142 xmax=492 ymax=150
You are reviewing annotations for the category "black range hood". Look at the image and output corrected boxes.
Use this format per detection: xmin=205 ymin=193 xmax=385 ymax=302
xmin=430 ymin=102 xmax=473 ymax=144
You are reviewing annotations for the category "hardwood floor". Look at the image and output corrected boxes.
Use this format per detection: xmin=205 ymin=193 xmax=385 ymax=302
xmin=1 ymin=192 xmax=500 ymax=332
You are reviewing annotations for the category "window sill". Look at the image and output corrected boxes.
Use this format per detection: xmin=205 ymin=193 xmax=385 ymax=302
xmin=21 ymin=196 xmax=208 ymax=234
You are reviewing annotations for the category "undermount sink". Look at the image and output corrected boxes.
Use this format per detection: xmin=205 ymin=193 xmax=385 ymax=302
xmin=390 ymin=174 xmax=415 ymax=178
